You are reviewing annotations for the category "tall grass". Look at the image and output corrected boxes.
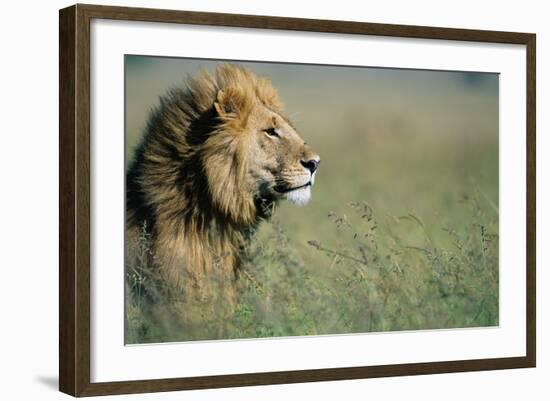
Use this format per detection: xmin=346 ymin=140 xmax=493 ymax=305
xmin=125 ymin=188 xmax=498 ymax=343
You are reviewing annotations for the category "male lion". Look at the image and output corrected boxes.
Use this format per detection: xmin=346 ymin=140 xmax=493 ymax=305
xmin=126 ymin=63 xmax=320 ymax=303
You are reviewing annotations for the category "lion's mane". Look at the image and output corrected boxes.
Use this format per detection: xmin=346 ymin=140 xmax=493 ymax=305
xmin=126 ymin=64 xmax=284 ymax=300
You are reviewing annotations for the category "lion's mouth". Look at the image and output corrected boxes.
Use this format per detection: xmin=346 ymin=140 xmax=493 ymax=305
xmin=274 ymin=181 xmax=311 ymax=194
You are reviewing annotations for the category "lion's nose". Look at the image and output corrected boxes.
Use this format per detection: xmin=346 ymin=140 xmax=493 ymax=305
xmin=300 ymin=158 xmax=320 ymax=174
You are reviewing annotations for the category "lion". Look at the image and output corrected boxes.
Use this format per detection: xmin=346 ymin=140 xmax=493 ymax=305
xmin=126 ymin=63 xmax=320 ymax=304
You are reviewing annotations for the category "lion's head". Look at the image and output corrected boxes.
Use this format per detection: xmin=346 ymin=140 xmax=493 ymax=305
xmin=198 ymin=64 xmax=321 ymax=224
xmin=126 ymin=63 xmax=319 ymax=297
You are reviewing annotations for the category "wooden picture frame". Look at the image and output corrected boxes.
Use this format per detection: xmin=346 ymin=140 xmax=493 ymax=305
xmin=59 ymin=3 xmax=536 ymax=397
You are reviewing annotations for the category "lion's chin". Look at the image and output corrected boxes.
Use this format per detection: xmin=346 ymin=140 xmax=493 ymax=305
xmin=284 ymin=185 xmax=312 ymax=206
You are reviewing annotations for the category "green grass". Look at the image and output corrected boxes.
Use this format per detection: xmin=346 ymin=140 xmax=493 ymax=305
xmin=125 ymin=133 xmax=499 ymax=343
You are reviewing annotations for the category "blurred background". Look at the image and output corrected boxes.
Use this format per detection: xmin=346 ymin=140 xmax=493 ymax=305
xmin=125 ymin=55 xmax=499 ymax=341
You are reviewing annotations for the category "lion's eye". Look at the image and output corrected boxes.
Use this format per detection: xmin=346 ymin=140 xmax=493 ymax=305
xmin=264 ymin=128 xmax=280 ymax=138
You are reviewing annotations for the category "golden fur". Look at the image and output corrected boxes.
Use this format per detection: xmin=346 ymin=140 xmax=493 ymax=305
xmin=126 ymin=63 xmax=320 ymax=301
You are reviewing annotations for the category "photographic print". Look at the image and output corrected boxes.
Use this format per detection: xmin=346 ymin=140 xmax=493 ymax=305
xmin=124 ymin=56 xmax=499 ymax=344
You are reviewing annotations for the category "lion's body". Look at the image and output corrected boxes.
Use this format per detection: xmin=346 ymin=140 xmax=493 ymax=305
xmin=126 ymin=64 xmax=319 ymax=303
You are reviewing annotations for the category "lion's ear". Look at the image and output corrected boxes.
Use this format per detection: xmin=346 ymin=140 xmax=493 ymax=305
xmin=214 ymin=89 xmax=227 ymax=116
xmin=213 ymin=88 xmax=249 ymax=118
